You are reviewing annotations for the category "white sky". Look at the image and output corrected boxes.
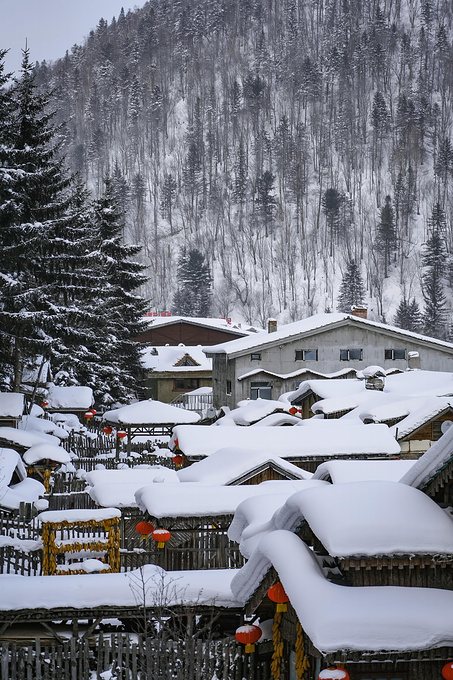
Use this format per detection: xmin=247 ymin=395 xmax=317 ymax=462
xmin=0 ymin=1 xmax=147 ymax=76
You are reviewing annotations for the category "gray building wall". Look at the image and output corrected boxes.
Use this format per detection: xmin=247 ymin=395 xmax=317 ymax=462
xmin=211 ymin=323 xmax=453 ymax=409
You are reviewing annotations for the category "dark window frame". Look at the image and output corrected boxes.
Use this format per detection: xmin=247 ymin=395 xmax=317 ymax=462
xmin=295 ymin=349 xmax=318 ymax=361
xmin=340 ymin=348 xmax=363 ymax=361
xmin=173 ymin=378 xmax=200 ymax=392
xmin=250 ymin=352 xmax=261 ymax=361
xmin=385 ymin=348 xmax=406 ymax=360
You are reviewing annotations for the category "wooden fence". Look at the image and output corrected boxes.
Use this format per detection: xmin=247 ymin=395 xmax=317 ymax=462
xmin=0 ymin=633 xmax=272 ymax=680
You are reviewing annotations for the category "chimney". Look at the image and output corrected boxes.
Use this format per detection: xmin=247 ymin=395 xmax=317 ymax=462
xmin=268 ymin=318 xmax=278 ymax=333
xmin=351 ymin=306 xmax=367 ymax=319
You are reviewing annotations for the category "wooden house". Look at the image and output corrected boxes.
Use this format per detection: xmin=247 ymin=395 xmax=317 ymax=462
xmin=141 ymin=345 xmax=213 ymax=402
xmin=229 ymin=481 xmax=453 ymax=680
xmin=134 ymin=314 xmax=257 ymax=346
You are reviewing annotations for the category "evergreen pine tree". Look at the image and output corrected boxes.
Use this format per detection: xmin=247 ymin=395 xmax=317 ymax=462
xmin=337 ymin=260 xmax=366 ymax=313
xmin=172 ymin=249 xmax=212 ymax=317
xmin=376 ymin=195 xmax=397 ymax=277
xmin=393 ymin=297 xmax=422 ymax=332
xmin=422 ymin=203 xmax=448 ymax=339
xmin=0 ymin=48 xmax=79 ymax=390
xmin=86 ymin=176 xmax=148 ymax=404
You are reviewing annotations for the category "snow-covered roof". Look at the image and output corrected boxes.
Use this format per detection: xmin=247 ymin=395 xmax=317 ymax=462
xmin=273 ymin=481 xmax=453 ymax=557
xmin=204 ymin=312 xmax=453 ymax=358
xmin=0 ymin=393 xmax=24 ymax=419
xmin=250 ymin=413 xmax=301 ymax=426
xmin=171 ymin=422 xmax=400 ymax=460
xmin=0 ymin=565 xmax=241 ymax=612
xmin=228 ymin=482 xmax=328 ymax=558
xmin=86 ymin=467 xmax=180 ymax=508
xmin=289 ymin=378 xmax=365 ymax=404
xmin=213 ymin=398 xmax=292 ymax=426
xmin=231 ymin=530 xmax=453 ymax=654
xmin=144 ymin=314 xmax=260 ymax=336
xmin=176 ymin=447 xmax=312 ymax=485
xmin=238 ymin=367 xmax=357 ymax=382
xmin=312 ymin=459 xmax=416 ymax=483
xmin=399 ymin=420 xmax=453 ymax=489
xmin=46 ymin=384 xmax=94 ymax=410
xmin=0 ymin=478 xmax=46 ymax=511
xmin=389 ymin=396 xmax=453 ymax=439
xmin=37 ymin=508 xmax=122 ymax=524
xmin=19 ymin=415 xmax=69 ymax=440
xmin=135 ymin=480 xmax=314 ymax=519
xmin=104 ymin=399 xmax=201 ymax=426
xmin=22 ymin=443 xmax=72 ymax=466
xmin=141 ymin=345 xmax=212 ymax=372
xmin=0 ymin=427 xmax=61 ymax=450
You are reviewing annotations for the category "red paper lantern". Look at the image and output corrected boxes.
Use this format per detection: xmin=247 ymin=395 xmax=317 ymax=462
xmin=288 ymin=406 xmax=298 ymax=415
xmin=89 ymin=408 xmax=96 ymax=415
xmin=103 ymin=426 xmax=113 ymax=435
xmin=117 ymin=431 xmax=127 ymax=439
xmin=152 ymin=528 xmax=171 ymax=548
xmin=84 ymin=412 xmax=94 ymax=420
xmin=235 ymin=624 xmax=262 ymax=653
xmin=318 ymin=667 xmax=350 ymax=680
xmin=41 ymin=401 xmax=49 ymax=408
xmin=136 ymin=521 xmax=155 ymax=540
xmin=442 ymin=662 xmax=453 ymax=680
xmin=173 ymin=454 xmax=184 ymax=467
xmin=267 ymin=583 xmax=290 ymax=612
xmin=174 ymin=437 xmax=179 ymax=448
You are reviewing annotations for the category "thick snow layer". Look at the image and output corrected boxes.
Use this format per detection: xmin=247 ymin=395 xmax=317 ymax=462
xmin=273 ymin=481 xmax=453 ymax=556
xmin=250 ymin=413 xmax=301 ymax=426
xmin=228 ymin=482 xmax=328 ymax=558
xmin=389 ymin=396 xmax=453 ymax=439
xmin=0 ymin=448 xmax=27 ymax=484
xmin=1 ymin=478 xmax=46 ymax=510
xmin=214 ymin=398 xmax=291 ymax=426
xmin=46 ymin=384 xmax=94 ymax=410
xmin=0 ymin=565 xmax=241 ymax=611
xmin=0 ymin=535 xmax=42 ymax=552
xmin=171 ymin=422 xmax=400 ymax=459
xmin=86 ymin=467 xmax=179 ymax=508
xmin=141 ymin=345 xmax=212 ymax=371
xmin=135 ymin=481 xmax=314 ymax=518
xmin=0 ymin=427 xmax=60 ymax=449
xmin=0 ymin=392 xmax=24 ymax=419
xmin=231 ymin=531 xmax=453 ymax=654
xmin=286 ymin=378 xmax=365 ymax=404
xmin=177 ymin=447 xmax=311 ymax=485
xmin=23 ymin=443 xmax=72 ymax=465
xmin=37 ymin=508 xmax=121 ymax=524
xmin=312 ymin=459 xmax=416 ymax=483
xmin=204 ymin=313 xmax=453 ymax=357
xmin=399 ymin=421 xmax=453 ymax=489
xmin=19 ymin=415 xmax=69 ymax=440
xmin=104 ymin=399 xmax=201 ymax=426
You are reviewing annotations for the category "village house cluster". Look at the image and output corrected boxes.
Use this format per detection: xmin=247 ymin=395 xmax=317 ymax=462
xmin=1 ymin=312 xmax=453 ymax=679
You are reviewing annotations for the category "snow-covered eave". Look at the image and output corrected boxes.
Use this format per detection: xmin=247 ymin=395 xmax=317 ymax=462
xmin=238 ymin=367 xmax=357 ymax=381
xmin=393 ymin=403 xmax=453 ymax=440
xmin=144 ymin=368 xmax=212 ymax=375
xmin=204 ymin=314 xmax=453 ymax=359
xmin=103 ymin=418 xmax=196 ymax=427
xmin=231 ymin=531 xmax=453 ymax=655
xmin=227 ymin=460 xmax=306 ymax=485
xmin=145 ymin=315 xmax=250 ymax=336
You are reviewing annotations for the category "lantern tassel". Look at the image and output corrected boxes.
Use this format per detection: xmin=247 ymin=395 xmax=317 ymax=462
xmin=245 ymin=644 xmax=255 ymax=654
xmin=157 ymin=541 xmax=165 ymax=548
xmin=276 ymin=603 xmax=287 ymax=612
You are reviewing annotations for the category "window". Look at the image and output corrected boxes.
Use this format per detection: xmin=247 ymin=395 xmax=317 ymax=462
xmin=385 ymin=348 xmax=406 ymax=360
xmin=173 ymin=378 xmax=200 ymax=391
xmin=226 ymin=380 xmax=232 ymax=395
xmin=295 ymin=349 xmax=318 ymax=361
xmin=340 ymin=348 xmax=363 ymax=361
xmin=251 ymin=353 xmax=261 ymax=361
xmin=250 ymin=381 xmax=273 ymax=400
